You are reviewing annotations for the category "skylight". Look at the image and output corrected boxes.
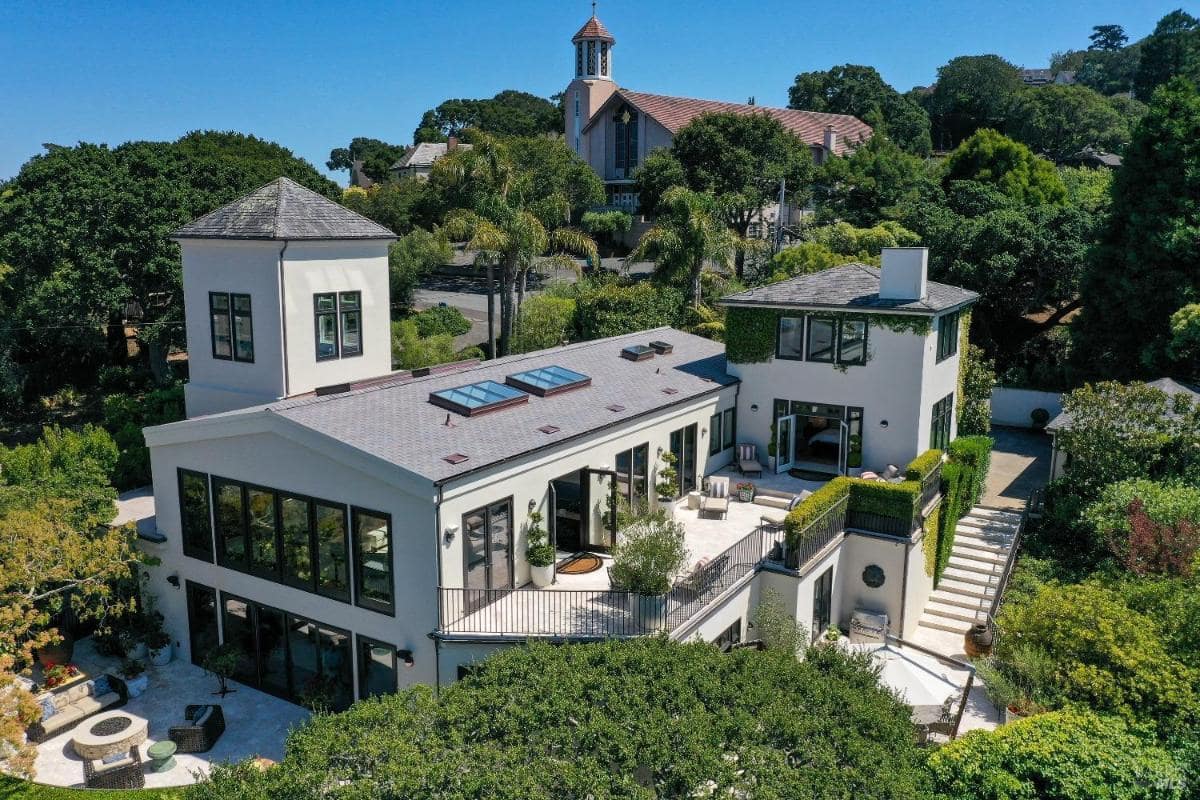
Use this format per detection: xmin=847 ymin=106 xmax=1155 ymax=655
xmin=429 ymin=380 xmax=528 ymax=417
xmin=621 ymin=344 xmax=654 ymax=362
xmin=506 ymin=365 xmax=591 ymax=397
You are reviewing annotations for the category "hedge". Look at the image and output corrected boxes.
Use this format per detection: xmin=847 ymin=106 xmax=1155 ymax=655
xmin=784 ymin=478 xmax=851 ymax=548
xmin=948 ymin=435 xmax=993 ymax=507
xmin=847 ymin=479 xmax=921 ymax=520
xmin=0 ymin=775 xmax=183 ymax=799
xmin=904 ymin=448 xmax=943 ymax=482
xmin=575 ymin=282 xmax=685 ymax=340
xmin=935 ymin=462 xmax=964 ymax=581
xmin=923 ymin=501 xmax=942 ymax=577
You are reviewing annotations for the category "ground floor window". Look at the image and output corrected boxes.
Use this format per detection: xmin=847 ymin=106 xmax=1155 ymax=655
xmin=812 ymin=567 xmax=834 ymax=642
xmin=357 ymin=636 xmax=398 ymax=699
xmin=930 ymin=392 xmax=954 ymax=450
xmin=614 ymin=444 xmax=649 ymax=514
xmin=185 ymin=581 xmax=218 ymax=666
xmin=217 ymin=592 xmax=355 ymax=712
xmin=714 ymin=619 xmax=742 ymax=651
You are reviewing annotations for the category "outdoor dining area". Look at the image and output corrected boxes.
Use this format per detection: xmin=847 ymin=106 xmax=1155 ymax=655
xmin=21 ymin=637 xmax=309 ymax=789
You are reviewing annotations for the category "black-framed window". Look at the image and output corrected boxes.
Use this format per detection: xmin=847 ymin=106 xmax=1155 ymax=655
xmin=776 ymin=316 xmax=804 ymax=360
xmin=812 ymin=567 xmax=833 ymax=642
xmin=315 ymin=501 xmax=351 ymax=602
xmin=722 ymin=408 xmax=735 ymax=450
xmin=930 ymin=392 xmax=955 ymax=450
xmin=839 ymin=318 xmax=868 ymax=365
xmin=353 ymin=508 xmax=393 ymax=614
xmin=709 ymin=413 xmax=722 ymax=456
xmin=185 ymin=581 xmax=218 ymax=667
xmin=179 ymin=469 xmax=213 ymax=562
xmin=615 ymin=443 xmax=650 ymax=514
xmin=232 ymin=294 xmax=254 ymax=362
xmin=246 ymin=486 xmax=278 ymax=577
xmin=937 ymin=310 xmax=960 ymax=363
xmin=357 ymin=636 xmax=398 ymax=700
xmin=614 ymin=104 xmax=638 ymax=175
xmin=214 ymin=478 xmax=247 ymax=570
xmin=209 ymin=293 xmax=232 ymax=360
xmin=314 ymin=291 xmax=363 ymax=361
xmin=714 ymin=619 xmax=742 ymax=651
xmin=806 ymin=317 xmax=837 ymax=362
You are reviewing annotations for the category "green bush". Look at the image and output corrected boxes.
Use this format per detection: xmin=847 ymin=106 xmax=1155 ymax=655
xmin=197 ymin=638 xmax=928 ymax=799
xmin=512 ymin=295 xmax=577 ymax=353
xmin=924 ymin=502 xmax=942 ymax=577
xmin=847 ymin=478 xmax=920 ymax=521
xmin=574 ymin=281 xmax=685 ymax=340
xmin=935 ymin=462 xmax=964 ymax=581
xmin=949 ymin=435 xmax=993 ymax=507
xmin=724 ymin=306 xmax=780 ymax=364
xmin=1083 ymin=479 xmax=1200 ymax=543
xmin=608 ymin=512 xmax=689 ymax=595
xmin=784 ymin=478 xmax=851 ymax=548
xmin=995 ymin=582 xmax=1199 ymax=732
xmin=904 ymin=449 xmax=943 ymax=482
xmin=411 ymin=305 xmax=472 ymax=338
xmin=101 ymin=384 xmax=185 ymax=490
xmin=927 ymin=710 xmax=1184 ymax=800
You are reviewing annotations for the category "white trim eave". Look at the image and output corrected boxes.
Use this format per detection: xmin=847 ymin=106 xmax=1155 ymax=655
xmin=143 ymin=409 xmax=434 ymax=498
xmin=717 ymin=301 xmax=936 ymax=316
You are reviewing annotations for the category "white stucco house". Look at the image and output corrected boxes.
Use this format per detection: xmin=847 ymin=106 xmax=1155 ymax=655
xmin=138 ymin=180 xmax=978 ymax=709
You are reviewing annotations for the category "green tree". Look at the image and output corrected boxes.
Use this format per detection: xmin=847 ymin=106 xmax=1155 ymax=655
xmin=0 ymin=133 xmax=338 ymax=396
xmin=511 ymin=295 xmax=576 ymax=353
xmin=413 ymin=90 xmax=562 ymax=142
xmin=788 ymin=64 xmax=932 ymax=155
xmin=923 ymin=55 xmax=1024 ymax=149
xmin=387 ymin=227 xmax=452 ymax=312
xmin=580 ymin=209 xmax=632 ymax=256
xmin=628 ymin=186 xmax=741 ymax=307
xmin=1005 ymin=85 xmax=1139 ymax=160
xmin=1134 ymin=10 xmax=1200 ymax=101
xmin=958 ymin=343 xmax=996 ymax=435
xmin=340 ymin=178 xmax=438 ymax=236
xmin=814 ymin=135 xmax=939 ymax=226
xmin=1073 ymin=79 xmax=1200 ymax=378
xmin=1168 ymin=303 xmax=1200 ymax=378
xmin=943 ymin=129 xmax=1067 ymax=205
xmin=769 ymin=241 xmax=844 ymax=281
xmin=572 ymin=279 xmax=685 ymax=340
xmin=433 ymin=136 xmax=600 ymax=356
xmin=411 ymin=305 xmax=471 ymax=338
xmin=390 ymin=320 xmax=477 ymax=370
xmin=1091 ymin=24 xmax=1130 ymax=51
xmin=325 ymin=137 xmax=407 ymax=183
xmin=632 ymin=147 xmax=687 ymax=216
xmin=928 ymin=710 xmax=1184 ymax=800
xmin=657 ymin=113 xmax=814 ymax=278
xmin=195 ymin=638 xmax=928 ymax=799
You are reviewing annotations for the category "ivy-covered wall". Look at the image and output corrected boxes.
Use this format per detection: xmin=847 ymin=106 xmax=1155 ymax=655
xmin=724 ymin=305 xmax=935 ymax=365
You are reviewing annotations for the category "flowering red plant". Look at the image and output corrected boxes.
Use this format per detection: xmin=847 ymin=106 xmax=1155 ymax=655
xmin=1110 ymin=498 xmax=1200 ymax=577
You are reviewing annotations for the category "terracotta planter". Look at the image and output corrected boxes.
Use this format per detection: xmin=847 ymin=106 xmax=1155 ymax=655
xmin=37 ymin=634 xmax=75 ymax=667
xmin=964 ymin=623 xmax=994 ymax=658
xmin=1004 ymin=705 xmax=1029 ymax=725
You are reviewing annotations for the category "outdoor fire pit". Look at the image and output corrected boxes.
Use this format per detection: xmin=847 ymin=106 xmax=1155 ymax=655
xmin=72 ymin=710 xmax=148 ymax=760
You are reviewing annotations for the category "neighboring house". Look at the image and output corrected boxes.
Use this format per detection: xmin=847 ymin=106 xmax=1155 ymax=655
xmin=349 ymin=160 xmax=375 ymax=189
xmin=1061 ymin=146 xmax=1123 ymax=169
xmin=563 ymin=12 xmax=872 ymax=213
xmin=1019 ymin=68 xmax=1077 ymax=87
xmin=389 ymin=138 xmax=472 ymax=181
xmin=139 ymin=182 xmax=977 ymax=705
xmin=1045 ymin=377 xmax=1200 ymax=480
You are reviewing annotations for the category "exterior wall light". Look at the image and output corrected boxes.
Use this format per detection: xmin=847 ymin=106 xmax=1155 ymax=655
xmin=398 ymin=649 xmax=415 ymax=667
xmin=166 ymin=573 xmax=180 ymax=589
xmin=444 ymin=524 xmax=459 ymax=544
xmin=750 ymin=404 xmax=759 ymax=413
xmin=879 ymin=420 xmax=889 ymax=428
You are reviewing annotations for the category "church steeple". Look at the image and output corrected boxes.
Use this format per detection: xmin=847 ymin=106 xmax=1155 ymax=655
xmin=571 ymin=5 xmax=615 ymax=81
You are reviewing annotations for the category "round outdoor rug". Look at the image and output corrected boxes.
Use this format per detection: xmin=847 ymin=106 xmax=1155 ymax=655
xmin=789 ymin=468 xmax=834 ymax=482
xmin=557 ymin=554 xmax=603 ymax=575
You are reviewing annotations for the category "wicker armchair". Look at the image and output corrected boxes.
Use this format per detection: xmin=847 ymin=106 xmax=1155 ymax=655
xmin=83 ymin=747 xmax=145 ymax=790
xmin=168 ymin=704 xmax=225 ymax=753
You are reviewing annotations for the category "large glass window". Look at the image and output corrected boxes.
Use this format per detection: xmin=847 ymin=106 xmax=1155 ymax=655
xmin=179 ymin=469 xmax=213 ymax=562
xmin=722 ymin=408 xmax=735 ymax=449
xmin=340 ymin=292 xmax=362 ymax=356
xmin=232 ymin=294 xmax=254 ymax=362
xmin=614 ymin=105 xmax=638 ymax=175
xmin=287 ymin=616 xmax=320 ymax=704
xmin=314 ymin=293 xmax=338 ymax=360
xmin=318 ymin=626 xmax=354 ymax=712
xmin=776 ymin=316 xmax=805 ymax=359
xmin=937 ymin=310 xmax=960 ymax=362
xmin=806 ymin=317 xmax=837 ymax=362
xmin=930 ymin=392 xmax=955 ymax=450
xmin=185 ymin=581 xmax=218 ymax=667
xmin=315 ymin=502 xmax=350 ymax=602
xmin=353 ymin=509 xmax=393 ymax=614
xmin=221 ymin=595 xmax=257 ymax=685
xmin=615 ymin=444 xmax=650 ymax=514
xmin=314 ymin=291 xmax=362 ymax=361
xmin=246 ymin=487 xmax=278 ymax=576
xmin=257 ymin=605 xmax=289 ymax=697
xmin=709 ymin=413 xmax=722 ymax=456
xmin=209 ymin=293 xmax=232 ymax=360
xmin=358 ymin=636 xmax=397 ymax=699
xmin=839 ymin=318 xmax=868 ymax=365
xmin=280 ymin=494 xmax=312 ymax=589
xmin=214 ymin=479 xmax=246 ymax=570
xmin=812 ymin=567 xmax=833 ymax=642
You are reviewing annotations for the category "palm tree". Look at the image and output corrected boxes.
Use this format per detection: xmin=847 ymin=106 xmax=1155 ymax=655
xmin=628 ymin=186 xmax=743 ymax=308
xmin=436 ymin=137 xmax=597 ymax=357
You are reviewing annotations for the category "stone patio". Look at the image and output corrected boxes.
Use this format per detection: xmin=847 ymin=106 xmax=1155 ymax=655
xmin=28 ymin=637 xmax=310 ymax=788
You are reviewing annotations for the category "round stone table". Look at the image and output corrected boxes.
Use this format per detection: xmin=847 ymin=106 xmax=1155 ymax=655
xmin=146 ymin=739 xmax=178 ymax=772
xmin=72 ymin=710 xmax=148 ymax=760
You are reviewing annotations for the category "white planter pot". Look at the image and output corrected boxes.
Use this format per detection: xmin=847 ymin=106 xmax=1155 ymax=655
xmin=124 ymin=674 xmax=149 ymax=697
xmin=126 ymin=642 xmax=147 ymax=660
xmin=530 ymin=563 xmax=554 ymax=588
xmin=637 ymin=593 xmax=668 ymax=628
xmin=149 ymin=644 xmax=172 ymax=666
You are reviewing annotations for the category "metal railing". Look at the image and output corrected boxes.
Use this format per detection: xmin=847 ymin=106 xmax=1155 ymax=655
xmin=765 ymin=496 xmax=848 ymax=570
xmin=985 ymin=487 xmax=1040 ymax=631
xmin=846 ymin=508 xmax=917 ymax=538
xmin=919 ymin=462 xmax=944 ymax=510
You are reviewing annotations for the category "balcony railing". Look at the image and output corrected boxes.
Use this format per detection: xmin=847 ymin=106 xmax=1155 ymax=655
xmin=919 ymin=462 xmax=944 ymax=511
xmin=764 ymin=496 xmax=848 ymax=570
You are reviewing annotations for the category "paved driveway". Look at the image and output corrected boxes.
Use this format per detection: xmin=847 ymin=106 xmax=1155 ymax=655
xmin=982 ymin=426 xmax=1052 ymax=509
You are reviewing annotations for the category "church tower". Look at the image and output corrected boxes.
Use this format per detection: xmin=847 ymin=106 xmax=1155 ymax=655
xmin=566 ymin=6 xmax=618 ymax=158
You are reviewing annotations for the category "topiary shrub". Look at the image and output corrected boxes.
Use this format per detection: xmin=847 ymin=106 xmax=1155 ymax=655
xmin=847 ymin=478 xmax=920 ymax=521
xmin=784 ymin=478 xmax=851 ymax=549
xmin=904 ymin=449 xmax=943 ymax=482
xmin=927 ymin=710 xmax=1184 ymax=800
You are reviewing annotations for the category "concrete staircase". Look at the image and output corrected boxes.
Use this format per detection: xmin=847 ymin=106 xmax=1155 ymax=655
xmin=917 ymin=506 xmax=1023 ymax=636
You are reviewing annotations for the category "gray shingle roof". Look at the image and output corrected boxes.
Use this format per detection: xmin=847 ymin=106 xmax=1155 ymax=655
xmin=391 ymin=142 xmax=472 ymax=170
xmin=719 ymin=263 xmax=978 ymax=314
xmin=172 ymin=177 xmax=396 ymax=241
xmin=266 ymin=328 xmax=734 ymax=484
xmin=1047 ymin=378 xmax=1200 ymax=432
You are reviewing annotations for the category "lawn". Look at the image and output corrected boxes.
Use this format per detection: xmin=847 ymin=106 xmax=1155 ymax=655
xmin=0 ymin=775 xmax=184 ymax=800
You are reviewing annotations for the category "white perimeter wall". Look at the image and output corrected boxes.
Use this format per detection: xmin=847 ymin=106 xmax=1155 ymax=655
xmin=990 ymin=387 xmax=1063 ymax=428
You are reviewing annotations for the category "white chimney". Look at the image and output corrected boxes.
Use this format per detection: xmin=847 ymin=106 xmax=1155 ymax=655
xmin=879 ymin=247 xmax=928 ymax=301
xmin=823 ymin=124 xmax=837 ymax=155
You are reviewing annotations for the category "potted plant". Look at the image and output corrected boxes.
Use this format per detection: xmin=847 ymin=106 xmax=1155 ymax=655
xmin=119 ymin=628 xmax=147 ymax=661
xmin=608 ymin=511 xmax=688 ymax=628
xmin=42 ymin=662 xmax=80 ymax=689
xmin=525 ymin=509 xmax=556 ymax=588
xmin=846 ymin=435 xmax=864 ymax=477
xmin=975 ymin=656 xmax=1042 ymax=724
xmin=120 ymin=658 xmax=149 ymax=697
xmin=655 ymin=451 xmax=678 ymax=514
xmin=822 ymin=624 xmax=841 ymax=644
xmin=1030 ymin=407 xmax=1050 ymax=430
xmin=203 ymin=643 xmax=242 ymax=698
xmin=735 ymin=482 xmax=755 ymax=502
xmin=146 ymin=628 xmax=173 ymax=666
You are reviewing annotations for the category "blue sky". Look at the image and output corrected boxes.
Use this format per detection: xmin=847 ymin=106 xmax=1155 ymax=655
xmin=0 ymin=1 xmax=1191 ymax=182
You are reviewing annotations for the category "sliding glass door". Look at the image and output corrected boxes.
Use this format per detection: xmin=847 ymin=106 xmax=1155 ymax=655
xmin=464 ymin=499 xmax=514 ymax=607
xmin=670 ymin=423 xmax=698 ymax=496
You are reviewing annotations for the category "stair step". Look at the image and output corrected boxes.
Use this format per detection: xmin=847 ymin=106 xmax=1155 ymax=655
xmin=925 ymin=600 xmax=988 ymax=624
xmin=949 ymin=544 xmax=1008 ymax=565
xmin=941 ymin=565 xmax=1001 ymax=587
xmin=936 ymin=578 xmax=997 ymax=599
xmin=952 ymin=531 xmax=1011 ymax=552
xmin=947 ymin=555 xmax=1003 ymax=576
xmin=959 ymin=518 xmax=1020 ymax=535
xmin=918 ymin=615 xmax=974 ymax=635
xmin=930 ymin=589 xmax=992 ymax=612
xmin=969 ymin=507 xmax=1024 ymax=524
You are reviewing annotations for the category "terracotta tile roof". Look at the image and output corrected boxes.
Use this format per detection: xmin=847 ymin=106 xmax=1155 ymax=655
xmin=587 ymin=90 xmax=872 ymax=154
xmin=572 ymin=15 xmax=615 ymax=42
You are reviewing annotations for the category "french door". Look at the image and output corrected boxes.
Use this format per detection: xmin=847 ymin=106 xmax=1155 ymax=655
xmin=669 ymin=423 xmax=698 ymax=495
xmin=812 ymin=567 xmax=834 ymax=642
xmin=463 ymin=499 xmax=514 ymax=606
xmin=776 ymin=415 xmax=796 ymax=473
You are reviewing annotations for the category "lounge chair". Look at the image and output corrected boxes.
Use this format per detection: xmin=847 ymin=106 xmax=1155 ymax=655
xmin=735 ymin=444 xmax=762 ymax=477
xmin=83 ymin=747 xmax=144 ymax=790
xmin=702 ymin=476 xmax=730 ymax=519
xmin=168 ymin=704 xmax=225 ymax=753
